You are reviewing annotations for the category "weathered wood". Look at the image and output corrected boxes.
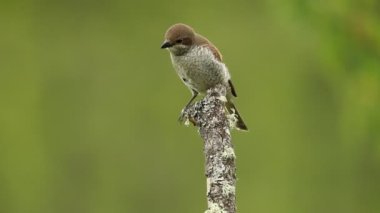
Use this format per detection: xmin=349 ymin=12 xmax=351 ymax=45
xmin=182 ymin=85 xmax=237 ymax=213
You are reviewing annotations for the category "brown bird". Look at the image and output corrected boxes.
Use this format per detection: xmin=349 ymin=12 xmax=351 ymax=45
xmin=161 ymin=23 xmax=248 ymax=131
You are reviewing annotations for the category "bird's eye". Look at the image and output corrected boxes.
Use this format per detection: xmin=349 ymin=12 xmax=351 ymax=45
xmin=176 ymin=39 xmax=183 ymax=43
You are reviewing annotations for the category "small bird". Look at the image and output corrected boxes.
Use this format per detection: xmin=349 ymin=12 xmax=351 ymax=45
xmin=161 ymin=23 xmax=248 ymax=131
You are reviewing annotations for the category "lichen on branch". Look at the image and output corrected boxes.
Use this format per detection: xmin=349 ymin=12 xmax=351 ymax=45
xmin=181 ymin=85 xmax=237 ymax=213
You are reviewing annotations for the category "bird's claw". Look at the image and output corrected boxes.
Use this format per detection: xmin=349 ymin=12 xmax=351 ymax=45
xmin=178 ymin=107 xmax=197 ymax=126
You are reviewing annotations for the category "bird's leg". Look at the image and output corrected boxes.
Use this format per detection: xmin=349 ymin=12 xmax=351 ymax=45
xmin=184 ymin=90 xmax=199 ymax=109
xmin=178 ymin=90 xmax=198 ymax=123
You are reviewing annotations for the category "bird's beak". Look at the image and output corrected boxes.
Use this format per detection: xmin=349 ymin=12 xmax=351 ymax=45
xmin=161 ymin=40 xmax=173 ymax=49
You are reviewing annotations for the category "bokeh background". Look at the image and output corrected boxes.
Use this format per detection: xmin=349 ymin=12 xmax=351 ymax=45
xmin=1 ymin=0 xmax=380 ymax=212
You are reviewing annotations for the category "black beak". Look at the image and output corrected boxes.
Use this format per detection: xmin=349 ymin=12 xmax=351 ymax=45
xmin=161 ymin=41 xmax=173 ymax=49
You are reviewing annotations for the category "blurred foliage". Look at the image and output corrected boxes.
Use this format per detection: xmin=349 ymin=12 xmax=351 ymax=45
xmin=0 ymin=0 xmax=379 ymax=212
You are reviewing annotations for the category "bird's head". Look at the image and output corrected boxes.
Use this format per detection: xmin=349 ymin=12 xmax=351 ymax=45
xmin=161 ymin=23 xmax=195 ymax=55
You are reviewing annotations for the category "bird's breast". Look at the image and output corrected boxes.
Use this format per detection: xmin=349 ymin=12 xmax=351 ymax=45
xmin=170 ymin=46 xmax=229 ymax=93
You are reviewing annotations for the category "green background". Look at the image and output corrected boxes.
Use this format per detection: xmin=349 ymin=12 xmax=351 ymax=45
xmin=1 ymin=0 xmax=379 ymax=212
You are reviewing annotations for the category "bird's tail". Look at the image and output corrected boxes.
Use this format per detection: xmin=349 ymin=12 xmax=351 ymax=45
xmin=226 ymin=101 xmax=248 ymax=131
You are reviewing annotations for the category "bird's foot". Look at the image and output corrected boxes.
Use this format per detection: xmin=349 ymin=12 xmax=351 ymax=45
xmin=178 ymin=107 xmax=197 ymax=126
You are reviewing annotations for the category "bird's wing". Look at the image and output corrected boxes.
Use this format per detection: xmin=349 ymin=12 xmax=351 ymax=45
xmin=203 ymin=43 xmax=223 ymax=62
xmin=195 ymin=33 xmax=237 ymax=97
xmin=203 ymin=43 xmax=238 ymax=97
xmin=195 ymin=33 xmax=223 ymax=62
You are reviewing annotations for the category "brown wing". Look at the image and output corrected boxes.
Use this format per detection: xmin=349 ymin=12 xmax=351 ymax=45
xmin=195 ymin=34 xmax=237 ymax=96
xmin=203 ymin=43 xmax=223 ymax=62
xmin=194 ymin=33 xmax=223 ymax=62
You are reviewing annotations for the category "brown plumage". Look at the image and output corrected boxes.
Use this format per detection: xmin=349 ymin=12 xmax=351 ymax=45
xmin=161 ymin=23 xmax=248 ymax=131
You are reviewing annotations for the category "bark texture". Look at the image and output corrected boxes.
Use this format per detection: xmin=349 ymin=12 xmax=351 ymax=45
xmin=182 ymin=85 xmax=236 ymax=213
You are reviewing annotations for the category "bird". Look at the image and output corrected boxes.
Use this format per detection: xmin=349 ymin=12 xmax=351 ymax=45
xmin=161 ymin=23 xmax=248 ymax=131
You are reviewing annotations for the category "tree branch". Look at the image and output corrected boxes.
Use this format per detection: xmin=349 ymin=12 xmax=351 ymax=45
xmin=182 ymin=84 xmax=237 ymax=213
